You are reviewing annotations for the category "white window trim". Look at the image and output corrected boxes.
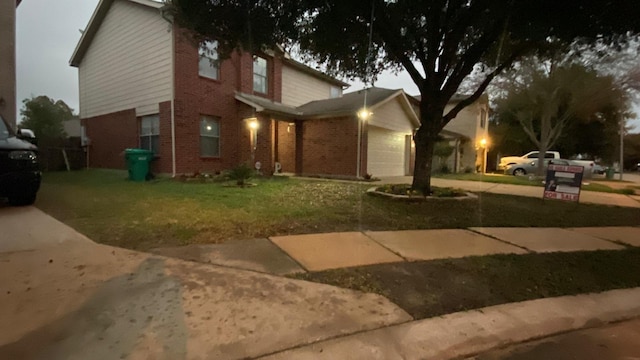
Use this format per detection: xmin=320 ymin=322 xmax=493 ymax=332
xmin=253 ymin=56 xmax=268 ymax=93
xmin=140 ymin=114 xmax=160 ymax=155
xmin=199 ymin=41 xmax=219 ymax=80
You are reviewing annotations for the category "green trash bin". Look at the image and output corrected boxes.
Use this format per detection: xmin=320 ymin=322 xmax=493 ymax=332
xmin=124 ymin=148 xmax=154 ymax=181
xmin=605 ymin=167 xmax=615 ymax=179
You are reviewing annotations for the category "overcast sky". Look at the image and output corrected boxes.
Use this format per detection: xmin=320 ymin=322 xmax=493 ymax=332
xmin=16 ymin=0 xmax=640 ymax=132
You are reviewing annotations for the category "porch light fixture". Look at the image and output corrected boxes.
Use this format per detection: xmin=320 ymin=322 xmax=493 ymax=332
xmin=248 ymin=119 xmax=259 ymax=130
xmin=477 ymin=137 xmax=489 ymax=174
xmin=357 ymin=108 xmax=372 ymax=121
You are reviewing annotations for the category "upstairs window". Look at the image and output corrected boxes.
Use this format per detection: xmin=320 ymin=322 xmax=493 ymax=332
xmin=200 ymin=116 xmax=220 ymax=157
xmin=253 ymin=56 xmax=268 ymax=93
xmin=199 ymin=41 xmax=219 ymax=80
xmin=330 ymin=86 xmax=342 ymax=98
xmin=140 ymin=115 xmax=160 ymax=155
xmin=480 ymin=109 xmax=487 ymax=129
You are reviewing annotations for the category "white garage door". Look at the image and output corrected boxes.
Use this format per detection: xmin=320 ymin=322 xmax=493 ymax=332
xmin=367 ymin=126 xmax=408 ymax=177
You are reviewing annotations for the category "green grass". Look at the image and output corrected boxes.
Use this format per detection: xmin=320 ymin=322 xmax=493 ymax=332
xmin=36 ymin=169 xmax=640 ymax=250
xmin=294 ymin=249 xmax=640 ymax=319
xmin=435 ymin=173 xmax=634 ymax=194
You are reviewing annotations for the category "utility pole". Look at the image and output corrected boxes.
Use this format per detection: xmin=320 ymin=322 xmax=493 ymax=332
xmin=619 ymin=116 xmax=624 ymax=181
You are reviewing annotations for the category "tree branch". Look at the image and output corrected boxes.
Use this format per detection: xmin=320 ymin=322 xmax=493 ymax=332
xmin=443 ymin=45 xmax=529 ymax=124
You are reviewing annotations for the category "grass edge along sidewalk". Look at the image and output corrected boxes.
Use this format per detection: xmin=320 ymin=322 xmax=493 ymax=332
xmin=292 ymin=248 xmax=640 ymax=320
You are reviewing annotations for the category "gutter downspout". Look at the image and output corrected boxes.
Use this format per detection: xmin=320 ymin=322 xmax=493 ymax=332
xmin=161 ymin=6 xmax=176 ymax=177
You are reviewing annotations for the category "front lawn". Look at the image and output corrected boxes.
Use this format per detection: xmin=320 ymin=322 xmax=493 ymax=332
xmin=36 ymin=170 xmax=640 ymax=250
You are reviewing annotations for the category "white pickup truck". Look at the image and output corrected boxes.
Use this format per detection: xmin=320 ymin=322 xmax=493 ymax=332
xmin=498 ymin=151 xmax=561 ymax=170
xmin=499 ymin=151 xmax=594 ymax=176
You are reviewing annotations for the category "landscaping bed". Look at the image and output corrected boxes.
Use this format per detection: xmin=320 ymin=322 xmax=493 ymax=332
xmin=293 ymin=248 xmax=640 ymax=319
xmin=36 ymin=170 xmax=640 ymax=250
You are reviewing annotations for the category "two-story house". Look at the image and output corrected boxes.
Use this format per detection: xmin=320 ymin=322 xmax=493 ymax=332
xmin=411 ymin=94 xmax=490 ymax=174
xmin=71 ymin=0 xmax=486 ymax=179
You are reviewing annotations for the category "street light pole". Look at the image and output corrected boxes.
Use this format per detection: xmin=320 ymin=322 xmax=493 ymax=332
xmin=620 ymin=116 xmax=624 ymax=181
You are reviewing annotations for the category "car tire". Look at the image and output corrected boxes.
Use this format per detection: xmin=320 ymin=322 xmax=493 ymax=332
xmin=513 ymin=168 xmax=526 ymax=176
xmin=8 ymin=192 xmax=37 ymax=206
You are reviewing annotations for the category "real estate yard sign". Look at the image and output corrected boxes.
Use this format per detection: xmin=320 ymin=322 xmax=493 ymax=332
xmin=543 ymin=164 xmax=584 ymax=202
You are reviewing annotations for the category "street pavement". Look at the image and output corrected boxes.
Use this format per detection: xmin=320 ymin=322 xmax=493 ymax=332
xmin=470 ymin=317 xmax=640 ymax=360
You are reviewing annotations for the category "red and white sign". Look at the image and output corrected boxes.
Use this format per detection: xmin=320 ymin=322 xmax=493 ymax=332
xmin=543 ymin=164 xmax=584 ymax=203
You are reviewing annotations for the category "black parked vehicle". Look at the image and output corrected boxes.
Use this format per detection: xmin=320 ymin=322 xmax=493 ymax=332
xmin=0 ymin=115 xmax=41 ymax=205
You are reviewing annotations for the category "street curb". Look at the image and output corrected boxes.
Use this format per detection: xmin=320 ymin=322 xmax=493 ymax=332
xmin=258 ymin=287 xmax=640 ymax=360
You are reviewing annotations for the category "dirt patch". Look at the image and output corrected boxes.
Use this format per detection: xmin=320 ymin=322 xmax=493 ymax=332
xmin=293 ymin=249 xmax=640 ymax=319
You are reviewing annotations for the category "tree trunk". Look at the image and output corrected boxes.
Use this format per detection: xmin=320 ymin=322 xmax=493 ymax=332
xmin=536 ymin=115 xmax=551 ymax=176
xmin=412 ymin=107 xmax=444 ymax=194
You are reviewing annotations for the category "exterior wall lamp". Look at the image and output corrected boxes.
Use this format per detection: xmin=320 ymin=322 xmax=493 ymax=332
xmin=247 ymin=118 xmax=259 ymax=161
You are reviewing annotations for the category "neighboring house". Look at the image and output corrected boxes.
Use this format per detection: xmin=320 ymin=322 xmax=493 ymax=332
xmin=411 ymin=94 xmax=490 ymax=173
xmin=442 ymin=94 xmax=490 ymax=173
xmin=70 ymin=0 xmax=485 ymax=178
xmin=63 ymin=117 xmax=81 ymax=138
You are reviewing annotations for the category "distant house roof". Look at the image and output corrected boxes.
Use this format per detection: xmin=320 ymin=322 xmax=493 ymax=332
xmin=70 ymin=0 xmax=164 ymax=67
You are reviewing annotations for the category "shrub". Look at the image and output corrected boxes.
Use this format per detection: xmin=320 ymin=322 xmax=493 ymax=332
xmin=227 ymin=163 xmax=255 ymax=186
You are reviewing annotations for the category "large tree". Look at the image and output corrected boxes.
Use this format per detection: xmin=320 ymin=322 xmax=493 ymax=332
xmin=171 ymin=0 xmax=639 ymax=192
xmin=496 ymin=61 xmax=628 ymax=175
xmin=20 ymin=95 xmax=73 ymax=140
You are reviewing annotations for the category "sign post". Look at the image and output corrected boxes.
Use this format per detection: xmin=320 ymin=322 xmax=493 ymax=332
xmin=543 ymin=164 xmax=584 ymax=203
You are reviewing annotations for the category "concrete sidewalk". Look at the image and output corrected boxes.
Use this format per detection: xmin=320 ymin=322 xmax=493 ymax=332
xmin=154 ymin=226 xmax=639 ymax=275
xmin=377 ymin=176 xmax=640 ymax=208
xmin=270 ymin=227 xmax=636 ymax=272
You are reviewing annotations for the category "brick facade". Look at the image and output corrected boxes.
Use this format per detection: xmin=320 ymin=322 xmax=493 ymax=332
xmin=275 ymin=121 xmax=296 ymax=173
xmin=171 ymin=27 xmax=282 ymax=175
xmin=299 ymin=116 xmax=360 ymax=177
xmin=80 ymin=24 xmax=363 ymax=178
xmin=82 ymin=108 xmax=137 ymax=169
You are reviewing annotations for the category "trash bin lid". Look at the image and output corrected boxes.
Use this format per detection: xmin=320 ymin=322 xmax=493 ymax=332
xmin=125 ymin=148 xmax=153 ymax=155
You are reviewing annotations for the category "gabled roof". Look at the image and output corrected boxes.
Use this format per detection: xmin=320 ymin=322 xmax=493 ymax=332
xmin=69 ymin=0 xmax=164 ymax=67
xmin=237 ymin=87 xmax=421 ymax=127
xmin=235 ymin=93 xmax=302 ymax=118
xmin=297 ymin=87 xmax=420 ymax=126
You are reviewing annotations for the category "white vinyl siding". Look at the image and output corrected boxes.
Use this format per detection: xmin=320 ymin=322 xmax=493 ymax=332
xmin=368 ymin=97 xmax=416 ymax=133
xmin=367 ymin=126 xmax=408 ymax=177
xmin=78 ymin=0 xmax=172 ymax=118
xmin=281 ymin=65 xmax=337 ymax=106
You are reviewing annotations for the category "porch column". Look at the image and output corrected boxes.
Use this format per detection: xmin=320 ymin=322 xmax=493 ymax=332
xmin=295 ymin=120 xmax=304 ymax=174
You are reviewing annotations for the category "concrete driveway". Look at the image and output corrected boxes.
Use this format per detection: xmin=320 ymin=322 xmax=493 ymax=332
xmin=0 ymin=206 xmax=411 ymax=360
